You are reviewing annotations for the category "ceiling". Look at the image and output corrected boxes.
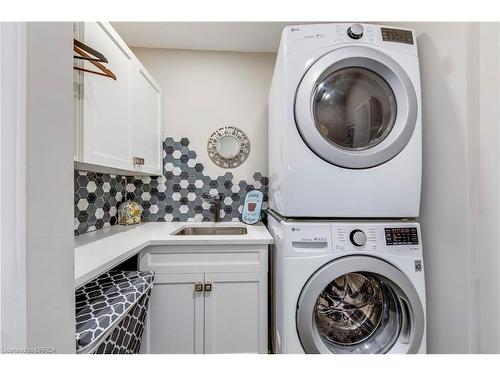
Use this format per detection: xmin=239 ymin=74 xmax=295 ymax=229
xmin=111 ymin=22 xmax=313 ymax=53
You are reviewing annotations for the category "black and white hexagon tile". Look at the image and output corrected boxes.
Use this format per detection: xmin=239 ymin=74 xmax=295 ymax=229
xmin=74 ymin=137 xmax=269 ymax=235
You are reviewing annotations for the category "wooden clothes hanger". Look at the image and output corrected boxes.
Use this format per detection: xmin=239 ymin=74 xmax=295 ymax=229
xmin=73 ymin=39 xmax=117 ymax=80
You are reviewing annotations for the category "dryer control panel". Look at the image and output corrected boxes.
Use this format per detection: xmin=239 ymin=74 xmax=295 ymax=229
xmin=281 ymin=23 xmax=418 ymax=57
xmin=381 ymin=27 xmax=414 ymax=45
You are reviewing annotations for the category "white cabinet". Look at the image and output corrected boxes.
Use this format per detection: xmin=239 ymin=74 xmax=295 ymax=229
xmin=74 ymin=22 xmax=162 ymax=176
xmin=147 ymin=273 xmax=204 ymax=354
xmin=139 ymin=245 xmax=268 ymax=354
xmin=130 ymin=65 xmax=162 ymax=174
xmin=204 ymin=272 xmax=267 ymax=354
xmin=77 ymin=22 xmax=132 ymax=172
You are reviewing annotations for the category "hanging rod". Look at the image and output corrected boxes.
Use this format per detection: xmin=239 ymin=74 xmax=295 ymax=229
xmin=73 ymin=39 xmax=117 ymax=80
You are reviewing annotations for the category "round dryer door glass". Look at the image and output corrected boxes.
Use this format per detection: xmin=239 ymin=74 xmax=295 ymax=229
xmin=313 ymin=67 xmax=397 ymax=150
xmin=313 ymin=272 xmax=401 ymax=353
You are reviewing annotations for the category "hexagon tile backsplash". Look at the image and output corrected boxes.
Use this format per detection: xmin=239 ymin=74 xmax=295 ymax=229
xmin=74 ymin=137 xmax=269 ymax=235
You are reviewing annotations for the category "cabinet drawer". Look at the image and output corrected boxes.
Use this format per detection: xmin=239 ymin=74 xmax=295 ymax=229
xmin=139 ymin=245 xmax=268 ymax=274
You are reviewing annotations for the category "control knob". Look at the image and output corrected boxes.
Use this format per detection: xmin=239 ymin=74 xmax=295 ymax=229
xmin=350 ymin=229 xmax=367 ymax=247
xmin=347 ymin=24 xmax=364 ymax=39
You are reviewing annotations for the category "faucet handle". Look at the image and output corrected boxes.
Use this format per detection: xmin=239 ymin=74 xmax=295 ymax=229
xmin=202 ymin=192 xmax=223 ymax=203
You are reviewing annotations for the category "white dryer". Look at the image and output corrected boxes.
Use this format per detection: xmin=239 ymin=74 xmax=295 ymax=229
xmin=268 ymin=23 xmax=422 ymax=218
xmin=268 ymin=212 xmax=426 ymax=354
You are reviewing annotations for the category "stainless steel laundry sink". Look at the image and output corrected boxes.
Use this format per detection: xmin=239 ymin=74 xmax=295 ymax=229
xmin=173 ymin=226 xmax=248 ymax=236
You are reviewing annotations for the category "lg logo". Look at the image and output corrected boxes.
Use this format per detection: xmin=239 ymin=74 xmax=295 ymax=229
xmin=291 ymin=227 xmax=301 ymax=232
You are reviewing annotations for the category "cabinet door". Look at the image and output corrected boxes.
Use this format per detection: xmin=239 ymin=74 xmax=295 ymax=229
xmin=131 ymin=63 xmax=162 ymax=175
xmin=204 ymin=272 xmax=268 ymax=354
xmin=143 ymin=273 xmax=204 ymax=354
xmin=81 ymin=22 xmax=133 ymax=171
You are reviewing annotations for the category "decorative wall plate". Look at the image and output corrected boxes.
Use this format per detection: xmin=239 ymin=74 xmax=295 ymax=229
xmin=207 ymin=126 xmax=250 ymax=168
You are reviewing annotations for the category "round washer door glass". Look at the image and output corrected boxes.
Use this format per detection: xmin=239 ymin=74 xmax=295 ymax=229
xmin=296 ymin=256 xmax=425 ymax=354
xmin=313 ymin=67 xmax=397 ymax=150
xmin=314 ymin=272 xmax=401 ymax=351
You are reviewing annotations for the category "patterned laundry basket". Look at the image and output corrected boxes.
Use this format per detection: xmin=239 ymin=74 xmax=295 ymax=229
xmin=75 ymin=270 xmax=154 ymax=354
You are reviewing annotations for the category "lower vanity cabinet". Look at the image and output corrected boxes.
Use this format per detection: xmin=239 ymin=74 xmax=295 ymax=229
xmin=204 ymin=272 xmax=267 ymax=354
xmin=147 ymin=273 xmax=205 ymax=354
xmin=139 ymin=245 xmax=268 ymax=354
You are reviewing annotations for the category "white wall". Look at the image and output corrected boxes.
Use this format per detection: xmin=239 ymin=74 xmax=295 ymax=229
xmin=132 ymin=47 xmax=276 ymax=182
xmin=390 ymin=22 xmax=479 ymax=353
xmin=24 ymin=23 xmax=75 ymax=353
xmin=1 ymin=22 xmax=75 ymax=354
xmin=0 ymin=22 xmax=27 ymax=351
xmin=477 ymin=23 xmax=500 ymax=354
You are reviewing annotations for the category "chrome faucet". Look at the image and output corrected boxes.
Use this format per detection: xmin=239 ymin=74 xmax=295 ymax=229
xmin=202 ymin=193 xmax=223 ymax=223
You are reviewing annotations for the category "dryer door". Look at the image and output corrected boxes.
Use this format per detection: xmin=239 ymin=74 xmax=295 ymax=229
xmin=294 ymin=46 xmax=418 ymax=169
xmin=296 ymin=256 xmax=424 ymax=354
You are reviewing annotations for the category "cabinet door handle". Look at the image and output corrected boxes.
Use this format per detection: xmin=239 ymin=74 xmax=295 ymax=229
xmin=194 ymin=282 xmax=204 ymax=292
xmin=204 ymin=283 xmax=212 ymax=292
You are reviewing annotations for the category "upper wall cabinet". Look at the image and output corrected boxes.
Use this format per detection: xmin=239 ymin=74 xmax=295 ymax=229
xmin=74 ymin=22 xmax=162 ymax=176
xmin=131 ymin=65 xmax=162 ymax=174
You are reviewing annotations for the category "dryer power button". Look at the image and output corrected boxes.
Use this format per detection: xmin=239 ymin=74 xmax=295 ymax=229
xmin=347 ymin=24 xmax=364 ymax=39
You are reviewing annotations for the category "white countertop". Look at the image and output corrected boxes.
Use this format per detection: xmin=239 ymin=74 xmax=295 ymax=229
xmin=74 ymin=222 xmax=273 ymax=288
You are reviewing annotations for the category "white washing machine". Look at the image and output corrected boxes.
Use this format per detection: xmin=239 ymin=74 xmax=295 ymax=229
xmin=268 ymin=23 xmax=422 ymax=218
xmin=268 ymin=212 xmax=426 ymax=354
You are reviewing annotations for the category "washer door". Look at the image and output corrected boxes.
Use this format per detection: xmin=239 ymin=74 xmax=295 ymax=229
xmin=294 ymin=46 xmax=418 ymax=169
xmin=296 ymin=256 xmax=424 ymax=354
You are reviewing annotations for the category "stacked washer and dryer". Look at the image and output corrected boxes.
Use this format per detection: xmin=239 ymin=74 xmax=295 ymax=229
xmin=267 ymin=23 xmax=426 ymax=354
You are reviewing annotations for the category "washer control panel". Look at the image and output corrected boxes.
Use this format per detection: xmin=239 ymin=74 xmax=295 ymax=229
xmin=284 ymin=222 xmax=333 ymax=257
xmin=332 ymin=223 xmax=421 ymax=257
xmin=385 ymin=227 xmax=419 ymax=245
xmin=334 ymin=227 xmax=378 ymax=251
xmin=349 ymin=229 xmax=368 ymax=247
xmin=276 ymin=218 xmax=422 ymax=257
